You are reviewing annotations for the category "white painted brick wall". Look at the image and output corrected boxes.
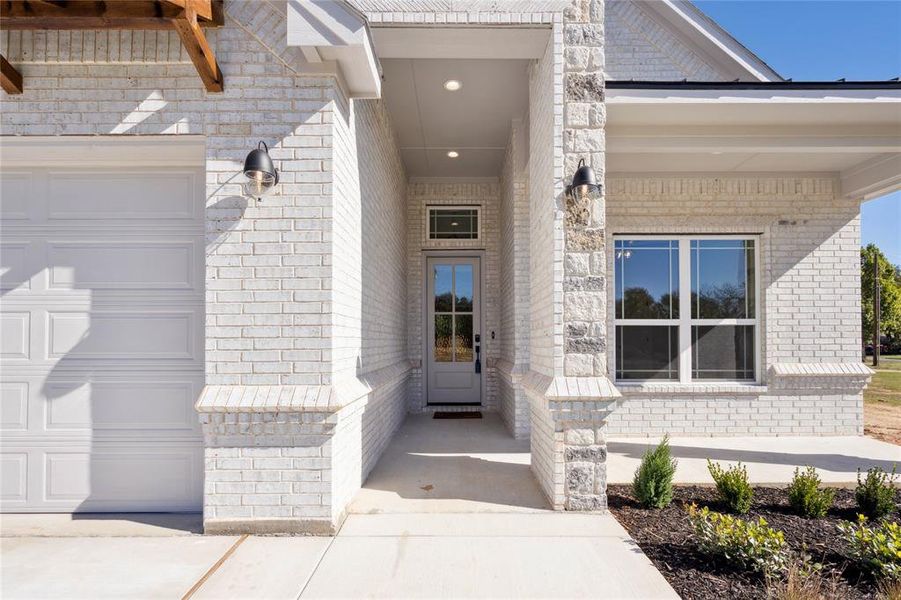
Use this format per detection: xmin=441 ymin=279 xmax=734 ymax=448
xmin=605 ymin=0 xmax=723 ymax=81
xmin=498 ymin=124 xmax=532 ymax=438
xmin=528 ymin=24 xmax=565 ymax=379
xmin=605 ymin=176 xmax=867 ymax=436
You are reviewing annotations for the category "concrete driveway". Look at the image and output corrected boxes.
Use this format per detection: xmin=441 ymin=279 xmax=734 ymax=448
xmin=1 ymin=512 xmax=677 ymax=599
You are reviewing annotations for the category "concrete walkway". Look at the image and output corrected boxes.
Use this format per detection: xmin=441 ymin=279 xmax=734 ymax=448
xmin=1 ymin=414 xmax=677 ymax=599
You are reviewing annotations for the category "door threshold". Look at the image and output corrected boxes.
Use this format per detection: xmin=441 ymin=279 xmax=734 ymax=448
xmin=426 ymin=403 xmax=483 ymax=407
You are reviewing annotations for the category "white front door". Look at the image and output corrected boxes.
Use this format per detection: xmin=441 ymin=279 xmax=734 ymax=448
xmin=426 ymin=257 xmax=482 ymax=405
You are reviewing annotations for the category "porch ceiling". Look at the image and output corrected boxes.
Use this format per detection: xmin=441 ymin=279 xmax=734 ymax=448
xmin=380 ymin=58 xmax=529 ymax=178
xmin=606 ymin=85 xmax=901 ymax=200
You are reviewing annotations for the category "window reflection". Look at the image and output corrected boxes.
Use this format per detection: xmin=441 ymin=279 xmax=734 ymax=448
xmin=615 ymin=240 xmax=679 ymax=319
xmin=691 ymin=240 xmax=755 ymax=319
xmin=454 ymin=265 xmax=473 ymax=312
xmin=434 ymin=265 xmax=452 ymax=312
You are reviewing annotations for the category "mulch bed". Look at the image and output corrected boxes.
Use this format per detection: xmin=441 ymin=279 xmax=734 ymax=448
xmin=608 ymin=485 xmax=901 ymax=600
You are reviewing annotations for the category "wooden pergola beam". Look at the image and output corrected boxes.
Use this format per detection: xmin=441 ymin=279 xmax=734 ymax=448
xmin=168 ymin=0 xmax=222 ymax=93
xmin=0 ymin=0 xmax=224 ymax=30
xmin=1 ymin=55 xmax=24 ymax=94
xmin=0 ymin=0 xmax=224 ymax=92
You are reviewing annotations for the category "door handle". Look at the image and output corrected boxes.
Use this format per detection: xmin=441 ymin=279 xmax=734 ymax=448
xmin=474 ymin=343 xmax=481 ymax=374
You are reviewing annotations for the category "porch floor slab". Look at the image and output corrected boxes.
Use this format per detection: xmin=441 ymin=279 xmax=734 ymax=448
xmin=349 ymin=412 xmax=548 ymax=514
xmin=607 ymin=435 xmax=901 ymax=485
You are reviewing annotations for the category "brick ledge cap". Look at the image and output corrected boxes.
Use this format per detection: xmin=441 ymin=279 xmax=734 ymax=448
xmin=769 ymin=362 xmax=873 ymax=377
xmin=196 ymin=361 xmax=412 ymax=413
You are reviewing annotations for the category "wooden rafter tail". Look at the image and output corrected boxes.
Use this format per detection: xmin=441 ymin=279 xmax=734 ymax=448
xmin=168 ymin=0 xmax=223 ymax=92
xmin=1 ymin=55 xmax=24 ymax=95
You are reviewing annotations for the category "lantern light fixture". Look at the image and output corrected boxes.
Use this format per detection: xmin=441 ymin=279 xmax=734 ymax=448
xmin=566 ymin=158 xmax=601 ymax=203
xmin=243 ymin=141 xmax=279 ymax=200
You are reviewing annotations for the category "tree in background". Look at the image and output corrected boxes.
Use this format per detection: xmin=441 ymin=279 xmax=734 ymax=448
xmin=861 ymin=244 xmax=901 ymax=349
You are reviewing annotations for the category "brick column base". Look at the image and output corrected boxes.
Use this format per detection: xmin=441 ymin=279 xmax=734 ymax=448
xmin=199 ymin=408 xmax=342 ymax=535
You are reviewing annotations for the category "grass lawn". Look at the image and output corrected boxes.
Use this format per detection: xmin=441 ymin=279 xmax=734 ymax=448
xmin=864 ymin=355 xmax=901 ymax=445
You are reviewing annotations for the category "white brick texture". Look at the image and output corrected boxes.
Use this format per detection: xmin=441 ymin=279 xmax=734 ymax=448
xmin=605 ymin=176 xmax=869 ymax=436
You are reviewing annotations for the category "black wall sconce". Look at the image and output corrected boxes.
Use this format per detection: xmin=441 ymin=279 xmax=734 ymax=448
xmin=243 ymin=141 xmax=279 ymax=200
xmin=566 ymin=158 xmax=601 ymax=202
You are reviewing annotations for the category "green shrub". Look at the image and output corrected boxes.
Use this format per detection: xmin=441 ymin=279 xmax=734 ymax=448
xmin=839 ymin=514 xmax=901 ymax=581
xmin=708 ymin=460 xmax=754 ymax=514
xmin=787 ymin=466 xmax=835 ymax=518
xmin=856 ymin=466 xmax=898 ymax=520
xmin=632 ymin=435 xmax=678 ymax=509
xmin=687 ymin=503 xmax=789 ymax=576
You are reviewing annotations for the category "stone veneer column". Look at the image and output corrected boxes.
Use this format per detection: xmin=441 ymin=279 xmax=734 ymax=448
xmin=533 ymin=0 xmax=621 ymax=512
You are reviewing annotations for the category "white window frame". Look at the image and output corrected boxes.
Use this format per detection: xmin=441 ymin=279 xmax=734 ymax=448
xmin=427 ymin=205 xmax=481 ymax=241
xmin=613 ymin=234 xmax=761 ymax=384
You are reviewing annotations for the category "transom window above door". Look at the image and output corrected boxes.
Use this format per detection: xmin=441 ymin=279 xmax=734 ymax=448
xmin=614 ymin=236 xmax=758 ymax=383
xmin=428 ymin=206 xmax=479 ymax=240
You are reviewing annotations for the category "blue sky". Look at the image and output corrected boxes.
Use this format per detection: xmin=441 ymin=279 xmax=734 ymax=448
xmin=693 ymin=0 xmax=901 ymax=265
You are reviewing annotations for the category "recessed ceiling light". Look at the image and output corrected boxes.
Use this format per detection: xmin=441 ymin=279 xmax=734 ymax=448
xmin=451 ymin=222 xmax=459 ymax=227
xmin=447 ymin=151 xmax=459 ymax=158
xmin=443 ymin=79 xmax=462 ymax=91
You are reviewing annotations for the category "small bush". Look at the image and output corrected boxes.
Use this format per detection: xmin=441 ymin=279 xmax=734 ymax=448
xmin=632 ymin=435 xmax=678 ymax=509
xmin=708 ymin=460 xmax=754 ymax=514
xmin=856 ymin=465 xmax=898 ymax=520
xmin=787 ymin=466 xmax=835 ymax=518
xmin=839 ymin=514 xmax=901 ymax=581
xmin=687 ymin=503 xmax=789 ymax=576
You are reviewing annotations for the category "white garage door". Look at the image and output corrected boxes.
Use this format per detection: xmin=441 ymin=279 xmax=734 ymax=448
xmin=0 ymin=137 xmax=205 ymax=512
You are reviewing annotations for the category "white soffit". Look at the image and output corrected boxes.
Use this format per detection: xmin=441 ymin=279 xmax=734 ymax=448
xmin=287 ymin=0 xmax=381 ymax=98
xmin=633 ymin=0 xmax=783 ymax=82
xmin=381 ymin=58 xmax=529 ymax=177
xmin=606 ymin=87 xmax=901 ymax=199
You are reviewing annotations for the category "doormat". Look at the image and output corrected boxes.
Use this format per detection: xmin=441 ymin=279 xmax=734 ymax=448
xmin=433 ymin=411 xmax=482 ymax=419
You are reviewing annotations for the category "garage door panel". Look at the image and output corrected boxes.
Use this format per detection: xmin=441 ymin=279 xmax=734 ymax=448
xmin=0 ymin=173 xmax=32 ymax=221
xmin=44 ymin=379 xmax=200 ymax=432
xmin=42 ymin=449 xmax=201 ymax=511
xmin=47 ymin=171 xmax=200 ymax=221
xmin=0 ymin=382 xmax=29 ymax=431
xmin=1 ymin=312 xmax=31 ymax=360
xmin=47 ymin=311 xmax=199 ymax=361
xmin=0 ymin=453 xmax=28 ymax=504
xmin=0 ymin=242 xmax=34 ymax=291
xmin=47 ymin=241 xmax=198 ymax=291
